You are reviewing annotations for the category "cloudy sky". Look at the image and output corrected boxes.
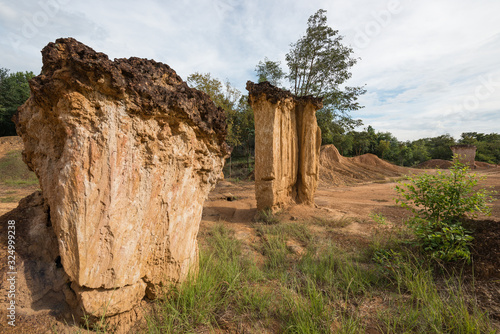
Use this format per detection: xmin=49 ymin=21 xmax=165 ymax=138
xmin=1 ymin=0 xmax=499 ymax=141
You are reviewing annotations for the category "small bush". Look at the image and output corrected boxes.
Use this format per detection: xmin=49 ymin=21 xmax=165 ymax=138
xmin=395 ymin=158 xmax=496 ymax=261
xmin=407 ymin=218 xmax=474 ymax=262
xmin=369 ymin=213 xmax=387 ymax=225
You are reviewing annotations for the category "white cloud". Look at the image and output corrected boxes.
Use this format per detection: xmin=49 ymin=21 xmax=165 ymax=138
xmin=0 ymin=0 xmax=499 ymax=141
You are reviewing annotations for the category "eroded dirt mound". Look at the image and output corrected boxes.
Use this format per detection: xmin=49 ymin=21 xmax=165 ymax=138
xmin=417 ymin=159 xmax=498 ymax=169
xmin=475 ymin=161 xmax=498 ymax=169
xmin=415 ymin=159 xmax=453 ymax=169
xmin=319 ymin=145 xmax=406 ymax=186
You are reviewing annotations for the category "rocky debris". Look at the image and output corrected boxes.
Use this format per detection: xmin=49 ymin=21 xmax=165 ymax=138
xmin=13 ymin=38 xmax=229 ymax=326
xmin=246 ymin=81 xmax=322 ymax=211
xmin=0 ymin=192 xmax=74 ymax=322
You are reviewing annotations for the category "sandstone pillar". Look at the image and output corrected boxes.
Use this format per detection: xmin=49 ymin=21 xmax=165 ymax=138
xmin=450 ymin=145 xmax=477 ymax=169
xmin=14 ymin=38 xmax=229 ymax=319
xmin=296 ymin=100 xmax=323 ymax=204
xmin=246 ymin=81 xmax=322 ymax=210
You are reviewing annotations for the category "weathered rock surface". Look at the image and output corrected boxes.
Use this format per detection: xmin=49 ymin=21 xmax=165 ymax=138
xmin=0 ymin=192 xmax=72 ymax=313
xmin=450 ymin=144 xmax=477 ymax=169
xmin=246 ymin=81 xmax=322 ymax=210
xmin=14 ymin=38 xmax=229 ymax=319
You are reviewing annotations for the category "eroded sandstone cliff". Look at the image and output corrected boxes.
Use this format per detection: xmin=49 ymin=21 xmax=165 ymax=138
xmin=14 ymin=38 xmax=229 ymax=321
xmin=246 ymin=81 xmax=322 ymax=210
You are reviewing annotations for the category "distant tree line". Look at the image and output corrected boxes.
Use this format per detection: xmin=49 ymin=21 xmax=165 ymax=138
xmin=2 ymin=65 xmax=498 ymax=168
xmin=331 ymin=126 xmax=500 ymax=166
xmin=0 ymin=68 xmax=34 ymax=136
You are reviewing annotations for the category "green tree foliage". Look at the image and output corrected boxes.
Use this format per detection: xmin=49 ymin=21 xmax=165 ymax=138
xmin=330 ymin=124 xmax=500 ymax=168
xmin=187 ymin=72 xmax=242 ymax=148
xmin=256 ymin=9 xmax=365 ymax=143
xmin=396 ymin=159 xmax=495 ymax=261
xmin=187 ymin=72 xmax=256 ymax=174
xmin=409 ymin=139 xmax=431 ymax=165
xmin=0 ymin=68 xmax=34 ymax=136
xmin=255 ymin=57 xmax=285 ymax=87
xmin=342 ymin=127 xmax=500 ymax=167
xmin=317 ymin=108 xmax=363 ymax=146
xmin=285 ymin=9 xmax=366 ymax=140
xmin=285 ymin=10 xmax=365 ymax=102
xmin=459 ymin=132 xmax=500 ymax=164
xmin=422 ymin=134 xmax=456 ymax=160
xmin=233 ymin=96 xmax=255 ymax=166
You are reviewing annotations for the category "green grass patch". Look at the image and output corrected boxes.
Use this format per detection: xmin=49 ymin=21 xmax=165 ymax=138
xmin=147 ymin=224 xmax=269 ymax=333
xmin=377 ymin=255 xmax=495 ymax=333
xmin=257 ymin=221 xmax=314 ymax=245
xmin=0 ymin=195 xmax=21 ymax=203
xmin=146 ymin=220 xmax=496 ymax=333
xmin=0 ymin=150 xmax=38 ymax=187
xmin=297 ymin=243 xmax=381 ymax=297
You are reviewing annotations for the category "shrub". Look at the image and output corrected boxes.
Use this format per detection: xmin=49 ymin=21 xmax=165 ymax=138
xmin=395 ymin=158 xmax=495 ymax=261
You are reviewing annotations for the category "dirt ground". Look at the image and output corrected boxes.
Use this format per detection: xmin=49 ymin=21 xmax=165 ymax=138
xmin=201 ymin=167 xmax=500 ymax=328
xmin=1 ymin=137 xmax=499 ymax=332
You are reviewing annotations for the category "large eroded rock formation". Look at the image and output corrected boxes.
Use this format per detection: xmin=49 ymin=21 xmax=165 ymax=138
xmin=14 ymin=38 xmax=229 ymax=319
xmin=450 ymin=145 xmax=477 ymax=169
xmin=246 ymin=81 xmax=322 ymax=210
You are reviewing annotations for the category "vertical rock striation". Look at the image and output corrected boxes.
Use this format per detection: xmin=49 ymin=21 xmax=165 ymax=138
xmin=14 ymin=38 xmax=229 ymax=318
xmin=246 ymin=81 xmax=322 ymax=210
xmin=450 ymin=145 xmax=477 ymax=169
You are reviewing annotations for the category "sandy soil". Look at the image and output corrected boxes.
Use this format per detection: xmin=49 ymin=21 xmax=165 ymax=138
xmin=202 ymin=168 xmax=500 ymax=246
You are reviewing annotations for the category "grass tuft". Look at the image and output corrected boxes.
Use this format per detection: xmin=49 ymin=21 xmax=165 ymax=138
xmin=255 ymin=208 xmax=281 ymax=225
xmin=0 ymin=150 xmax=38 ymax=187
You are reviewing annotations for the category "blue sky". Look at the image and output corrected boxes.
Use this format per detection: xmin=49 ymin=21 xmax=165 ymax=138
xmin=1 ymin=0 xmax=499 ymax=141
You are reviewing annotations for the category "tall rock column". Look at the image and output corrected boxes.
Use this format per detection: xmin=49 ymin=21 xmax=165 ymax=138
xmin=246 ymin=81 xmax=322 ymax=210
xmin=14 ymin=38 xmax=229 ymax=319
xmin=450 ymin=145 xmax=477 ymax=169
xmin=296 ymin=99 xmax=322 ymax=205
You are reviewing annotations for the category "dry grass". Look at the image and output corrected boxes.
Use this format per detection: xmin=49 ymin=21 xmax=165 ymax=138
xmin=145 ymin=219 xmax=496 ymax=333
